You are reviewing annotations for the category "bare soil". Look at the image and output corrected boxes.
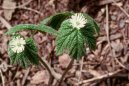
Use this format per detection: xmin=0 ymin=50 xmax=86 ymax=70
xmin=0 ymin=0 xmax=129 ymax=86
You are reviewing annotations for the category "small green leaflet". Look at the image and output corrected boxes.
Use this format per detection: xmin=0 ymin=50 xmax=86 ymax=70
xmin=83 ymin=13 xmax=100 ymax=36
xmin=5 ymin=24 xmax=58 ymax=36
xmin=40 ymin=12 xmax=73 ymax=30
xmin=8 ymin=37 xmax=39 ymax=68
xmin=56 ymin=13 xmax=99 ymax=59
xmin=80 ymin=23 xmax=96 ymax=50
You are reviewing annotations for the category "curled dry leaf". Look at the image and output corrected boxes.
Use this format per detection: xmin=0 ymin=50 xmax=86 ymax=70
xmin=31 ymin=70 xmax=49 ymax=85
xmin=87 ymin=54 xmax=95 ymax=61
xmin=111 ymin=39 xmax=123 ymax=52
xmin=2 ymin=0 xmax=16 ymax=20
xmin=58 ymin=54 xmax=71 ymax=68
xmin=0 ymin=61 xmax=8 ymax=72
xmin=75 ymin=70 xmax=81 ymax=79
xmin=34 ymin=32 xmax=44 ymax=44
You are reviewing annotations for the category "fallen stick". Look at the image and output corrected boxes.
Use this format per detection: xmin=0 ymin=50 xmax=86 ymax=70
xmin=22 ymin=67 xmax=31 ymax=86
xmin=1 ymin=0 xmax=41 ymax=15
xmin=76 ymin=70 xmax=121 ymax=85
xmin=0 ymin=69 xmax=5 ymax=86
xmin=0 ymin=16 xmax=12 ymax=29
xmin=98 ymin=0 xmax=120 ymax=5
xmin=39 ymin=57 xmax=61 ymax=80
xmin=112 ymin=0 xmax=129 ymax=18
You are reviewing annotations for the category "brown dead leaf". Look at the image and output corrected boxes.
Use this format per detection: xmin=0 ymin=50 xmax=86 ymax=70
xmin=2 ymin=0 xmax=16 ymax=20
xmin=31 ymin=70 xmax=49 ymax=85
xmin=88 ymin=69 xmax=101 ymax=77
xmin=58 ymin=54 xmax=71 ymax=68
xmin=75 ymin=70 xmax=81 ymax=78
xmin=0 ymin=30 xmax=3 ymax=35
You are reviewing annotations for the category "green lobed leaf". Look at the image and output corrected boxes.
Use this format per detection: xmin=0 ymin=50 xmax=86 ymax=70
xmin=83 ymin=13 xmax=100 ymax=36
xmin=40 ymin=12 xmax=73 ymax=30
xmin=8 ymin=37 xmax=39 ymax=68
xmin=24 ymin=38 xmax=39 ymax=65
xmin=5 ymin=24 xmax=58 ymax=36
xmin=56 ymin=20 xmax=86 ymax=59
xmin=80 ymin=23 xmax=97 ymax=50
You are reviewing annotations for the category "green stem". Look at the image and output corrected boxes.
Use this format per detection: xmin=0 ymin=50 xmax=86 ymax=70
xmin=38 ymin=57 xmax=61 ymax=85
xmin=39 ymin=57 xmax=52 ymax=75
xmin=38 ymin=57 xmax=53 ymax=86
xmin=57 ymin=58 xmax=74 ymax=86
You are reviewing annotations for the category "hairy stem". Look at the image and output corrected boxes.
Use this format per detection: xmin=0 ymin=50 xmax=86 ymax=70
xmin=58 ymin=58 xmax=74 ymax=86
xmin=39 ymin=57 xmax=52 ymax=75
xmin=38 ymin=57 xmax=61 ymax=82
xmin=38 ymin=57 xmax=53 ymax=86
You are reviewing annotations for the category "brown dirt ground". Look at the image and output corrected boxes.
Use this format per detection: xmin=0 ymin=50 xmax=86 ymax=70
xmin=0 ymin=0 xmax=129 ymax=86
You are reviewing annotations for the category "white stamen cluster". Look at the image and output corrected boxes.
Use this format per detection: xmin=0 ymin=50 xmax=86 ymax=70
xmin=69 ymin=13 xmax=87 ymax=29
xmin=9 ymin=36 xmax=26 ymax=53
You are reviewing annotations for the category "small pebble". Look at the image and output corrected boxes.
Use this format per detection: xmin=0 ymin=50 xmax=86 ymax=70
xmin=111 ymin=15 xmax=116 ymax=21
xmin=119 ymin=19 xmax=125 ymax=28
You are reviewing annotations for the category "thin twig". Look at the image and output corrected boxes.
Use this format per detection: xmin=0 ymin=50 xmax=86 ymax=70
xmin=112 ymin=0 xmax=129 ymax=18
xmin=97 ymin=33 xmax=122 ymax=45
xmin=22 ymin=67 xmax=31 ymax=86
xmin=0 ymin=69 xmax=5 ymax=86
xmin=112 ymin=49 xmax=129 ymax=71
xmin=18 ymin=0 xmax=33 ymax=7
xmin=1 ymin=0 xmax=41 ymax=15
xmin=78 ymin=57 xmax=84 ymax=85
xmin=58 ymin=58 xmax=74 ymax=86
xmin=76 ymin=70 xmax=121 ymax=85
xmin=115 ymin=57 xmax=129 ymax=70
xmin=2 ymin=6 xmax=41 ymax=15
xmin=98 ymin=0 xmax=120 ymax=6
xmin=21 ymin=7 xmax=41 ymax=15
xmin=1 ymin=0 xmax=32 ymax=9
xmin=0 ymin=16 xmax=12 ymax=29
xmin=39 ymin=57 xmax=61 ymax=80
xmin=105 ymin=4 xmax=111 ymax=49
xmin=39 ymin=57 xmax=61 ymax=86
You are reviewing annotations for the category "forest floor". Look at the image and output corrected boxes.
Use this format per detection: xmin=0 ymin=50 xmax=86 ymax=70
xmin=0 ymin=0 xmax=129 ymax=86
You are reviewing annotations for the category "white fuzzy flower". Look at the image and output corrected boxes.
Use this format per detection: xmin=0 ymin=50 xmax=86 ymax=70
xmin=70 ymin=13 xmax=87 ymax=29
xmin=9 ymin=36 xmax=26 ymax=53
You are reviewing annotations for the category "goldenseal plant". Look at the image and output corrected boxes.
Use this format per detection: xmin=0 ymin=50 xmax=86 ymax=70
xmin=6 ymin=12 xmax=99 ymax=67
xmin=56 ymin=13 xmax=99 ymax=59
xmin=8 ymin=35 xmax=39 ymax=68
